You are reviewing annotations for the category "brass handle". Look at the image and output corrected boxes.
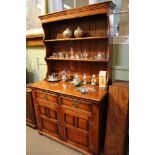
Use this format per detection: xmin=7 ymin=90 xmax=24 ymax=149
xmin=44 ymin=95 xmax=48 ymax=101
xmin=72 ymin=101 xmax=78 ymax=108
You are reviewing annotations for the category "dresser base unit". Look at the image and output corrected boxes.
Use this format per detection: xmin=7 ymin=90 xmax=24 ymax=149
xmin=30 ymin=81 xmax=108 ymax=155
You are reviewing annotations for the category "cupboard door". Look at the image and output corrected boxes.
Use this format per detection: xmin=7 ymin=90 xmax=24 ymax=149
xmin=33 ymin=91 xmax=61 ymax=138
xmin=61 ymin=106 xmax=93 ymax=152
xmin=39 ymin=104 xmax=60 ymax=137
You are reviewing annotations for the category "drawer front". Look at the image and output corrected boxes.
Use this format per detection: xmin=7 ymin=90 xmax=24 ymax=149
xmin=35 ymin=91 xmax=58 ymax=104
xmin=60 ymin=96 xmax=92 ymax=112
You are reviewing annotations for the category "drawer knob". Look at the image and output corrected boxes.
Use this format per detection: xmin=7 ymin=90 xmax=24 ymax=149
xmin=44 ymin=96 xmax=49 ymax=101
xmin=72 ymin=101 xmax=78 ymax=108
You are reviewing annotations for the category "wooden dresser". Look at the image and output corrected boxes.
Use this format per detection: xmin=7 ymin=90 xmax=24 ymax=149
xmin=104 ymin=81 xmax=129 ymax=155
xmin=29 ymin=1 xmax=116 ymax=155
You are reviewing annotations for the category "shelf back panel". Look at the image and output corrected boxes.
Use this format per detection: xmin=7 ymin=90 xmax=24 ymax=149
xmin=47 ymin=61 xmax=107 ymax=77
xmin=45 ymin=39 xmax=108 ymax=58
xmin=43 ymin=14 xmax=107 ymax=40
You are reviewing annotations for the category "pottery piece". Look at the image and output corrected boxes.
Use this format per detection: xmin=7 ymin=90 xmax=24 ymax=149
xmin=63 ymin=28 xmax=73 ymax=38
xmin=74 ymin=27 xmax=84 ymax=38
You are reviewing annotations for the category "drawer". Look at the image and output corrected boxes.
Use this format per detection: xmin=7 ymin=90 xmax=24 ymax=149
xmin=60 ymin=96 xmax=92 ymax=112
xmin=35 ymin=91 xmax=58 ymax=104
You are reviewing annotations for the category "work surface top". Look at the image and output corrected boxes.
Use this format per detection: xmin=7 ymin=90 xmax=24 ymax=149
xmin=29 ymin=80 xmax=108 ymax=102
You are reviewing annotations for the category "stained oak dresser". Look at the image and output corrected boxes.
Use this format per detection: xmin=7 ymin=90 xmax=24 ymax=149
xmin=29 ymin=1 xmax=116 ymax=155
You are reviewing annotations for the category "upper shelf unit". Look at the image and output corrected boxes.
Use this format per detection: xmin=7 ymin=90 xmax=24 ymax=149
xmin=38 ymin=1 xmax=115 ymax=79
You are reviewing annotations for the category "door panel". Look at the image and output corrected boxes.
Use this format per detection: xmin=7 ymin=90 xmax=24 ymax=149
xmin=79 ymin=118 xmax=88 ymax=130
xmin=61 ymin=106 xmax=92 ymax=150
xmin=39 ymin=105 xmax=46 ymax=115
xmin=41 ymin=118 xmax=59 ymax=136
xmin=38 ymin=104 xmax=60 ymax=137
xmin=49 ymin=109 xmax=57 ymax=119
xmin=66 ymin=128 xmax=88 ymax=147
xmin=65 ymin=114 xmax=74 ymax=125
xmin=60 ymin=95 xmax=93 ymax=149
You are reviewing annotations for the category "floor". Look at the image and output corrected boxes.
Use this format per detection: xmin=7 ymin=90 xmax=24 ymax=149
xmin=27 ymin=126 xmax=128 ymax=155
xmin=26 ymin=126 xmax=84 ymax=155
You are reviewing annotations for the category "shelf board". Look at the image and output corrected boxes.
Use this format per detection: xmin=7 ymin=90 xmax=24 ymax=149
xmin=26 ymin=33 xmax=44 ymax=46
xmin=46 ymin=57 xmax=109 ymax=62
xmin=44 ymin=36 xmax=108 ymax=42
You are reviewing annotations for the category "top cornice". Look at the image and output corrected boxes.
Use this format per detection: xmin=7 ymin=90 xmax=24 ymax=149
xmin=39 ymin=1 xmax=116 ymax=23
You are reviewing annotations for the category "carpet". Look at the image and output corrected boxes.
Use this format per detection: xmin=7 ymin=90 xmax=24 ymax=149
xmin=26 ymin=126 xmax=84 ymax=155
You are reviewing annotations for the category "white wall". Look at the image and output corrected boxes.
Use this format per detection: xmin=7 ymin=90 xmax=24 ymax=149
xmin=26 ymin=46 xmax=47 ymax=83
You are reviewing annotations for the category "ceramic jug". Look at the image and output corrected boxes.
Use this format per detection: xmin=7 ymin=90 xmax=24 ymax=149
xmin=63 ymin=28 xmax=73 ymax=38
xmin=74 ymin=27 xmax=84 ymax=38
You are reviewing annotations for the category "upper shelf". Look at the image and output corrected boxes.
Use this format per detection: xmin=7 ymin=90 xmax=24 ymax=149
xmin=44 ymin=36 xmax=108 ymax=42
